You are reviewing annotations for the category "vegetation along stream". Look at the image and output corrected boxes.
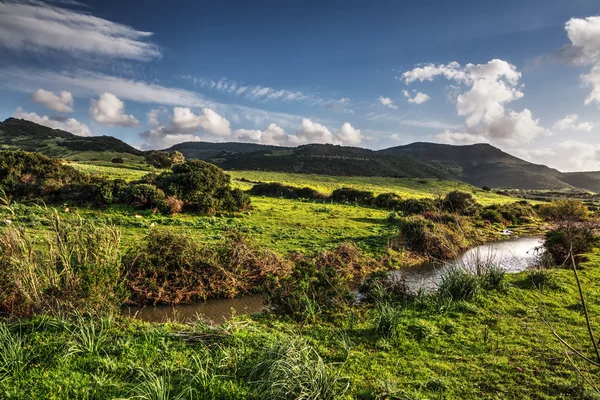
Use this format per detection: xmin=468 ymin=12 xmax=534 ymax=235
xmin=123 ymin=236 xmax=544 ymax=323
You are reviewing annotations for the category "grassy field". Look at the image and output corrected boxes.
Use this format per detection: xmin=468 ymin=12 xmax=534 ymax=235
xmin=1 ymin=251 xmax=599 ymax=399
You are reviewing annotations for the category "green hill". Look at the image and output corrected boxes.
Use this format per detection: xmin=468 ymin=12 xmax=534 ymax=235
xmin=379 ymin=142 xmax=571 ymax=190
xmin=0 ymin=118 xmax=144 ymax=162
xmin=210 ymin=143 xmax=453 ymax=179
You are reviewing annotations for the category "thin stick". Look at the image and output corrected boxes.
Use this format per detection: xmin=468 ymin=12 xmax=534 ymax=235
xmin=570 ymin=250 xmax=600 ymax=365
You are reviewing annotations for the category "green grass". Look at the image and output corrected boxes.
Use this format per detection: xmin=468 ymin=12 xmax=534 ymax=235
xmin=227 ymin=170 xmax=523 ymax=206
xmin=1 ymin=253 xmax=600 ymax=399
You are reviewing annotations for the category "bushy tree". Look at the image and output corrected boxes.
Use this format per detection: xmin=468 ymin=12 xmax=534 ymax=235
xmin=442 ymin=190 xmax=478 ymax=215
xmin=145 ymin=150 xmax=186 ymax=169
xmin=155 ymin=160 xmax=231 ymax=201
xmin=538 ymin=199 xmax=589 ymax=222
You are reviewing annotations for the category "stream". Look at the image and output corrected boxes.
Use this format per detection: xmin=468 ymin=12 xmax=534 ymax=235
xmin=122 ymin=236 xmax=544 ymax=323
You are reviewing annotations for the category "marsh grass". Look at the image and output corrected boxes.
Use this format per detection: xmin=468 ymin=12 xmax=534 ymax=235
xmin=0 ymin=322 xmax=29 ymax=383
xmin=248 ymin=337 xmax=349 ymax=400
xmin=0 ymin=209 xmax=125 ymax=316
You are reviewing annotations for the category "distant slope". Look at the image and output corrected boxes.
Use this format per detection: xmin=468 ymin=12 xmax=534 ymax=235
xmin=561 ymin=172 xmax=600 ymax=193
xmin=212 ymin=144 xmax=453 ymax=179
xmin=0 ymin=118 xmax=143 ymax=161
xmin=379 ymin=142 xmax=571 ymax=190
xmin=165 ymin=141 xmax=284 ymax=160
xmin=5 ymin=118 xmax=600 ymax=191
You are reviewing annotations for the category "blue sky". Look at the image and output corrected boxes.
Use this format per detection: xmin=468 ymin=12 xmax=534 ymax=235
xmin=1 ymin=0 xmax=600 ymax=171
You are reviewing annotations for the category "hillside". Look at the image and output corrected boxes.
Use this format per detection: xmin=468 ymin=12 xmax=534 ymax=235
xmin=0 ymin=118 xmax=143 ymax=162
xmin=380 ymin=142 xmax=571 ymax=190
xmin=166 ymin=141 xmax=284 ymax=159
xmin=212 ymin=143 xmax=454 ymax=179
xmin=4 ymin=117 xmax=600 ymax=191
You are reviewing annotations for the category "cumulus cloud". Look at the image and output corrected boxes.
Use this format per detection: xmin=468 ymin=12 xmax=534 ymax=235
xmin=30 ymin=89 xmax=73 ymax=112
xmin=553 ymin=114 xmax=594 ymax=132
xmin=170 ymin=107 xmax=231 ymax=137
xmin=89 ymin=93 xmax=140 ymax=127
xmin=0 ymin=0 xmax=160 ymax=60
xmin=234 ymin=123 xmax=288 ymax=145
xmin=564 ymin=16 xmax=600 ymax=107
xmin=403 ymin=59 xmax=549 ymax=145
xmin=402 ymin=90 xmax=430 ymax=104
xmin=13 ymin=106 xmax=91 ymax=136
xmin=378 ymin=96 xmax=397 ymax=109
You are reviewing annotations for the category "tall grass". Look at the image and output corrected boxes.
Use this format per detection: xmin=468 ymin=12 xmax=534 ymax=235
xmin=248 ymin=337 xmax=349 ymax=400
xmin=0 ymin=322 xmax=29 ymax=383
xmin=66 ymin=314 xmax=110 ymax=356
xmin=0 ymin=209 xmax=125 ymax=316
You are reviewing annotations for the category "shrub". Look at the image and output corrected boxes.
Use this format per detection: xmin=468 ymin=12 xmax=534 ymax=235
xmin=538 ymin=200 xmax=589 ymax=222
xmin=481 ymin=186 xmax=492 ymax=191
xmin=330 ymin=188 xmax=374 ymax=204
xmin=266 ymin=244 xmax=380 ymax=319
xmin=119 ymin=183 xmax=166 ymax=209
xmin=125 ymin=229 xmax=290 ymax=305
xmin=396 ymin=198 xmax=437 ymax=215
xmin=396 ymin=215 xmax=469 ymax=259
xmin=164 ymin=196 xmax=183 ymax=215
xmin=155 ymin=160 xmax=231 ymax=201
xmin=442 ymin=190 xmax=479 ymax=215
xmin=372 ymin=193 xmax=402 ymax=209
xmin=111 ymin=157 xmax=124 ymax=164
xmin=145 ymin=150 xmax=185 ymax=169
xmin=0 ymin=211 xmax=125 ymax=317
xmin=544 ymin=224 xmax=596 ymax=265
xmin=481 ymin=208 xmax=504 ymax=224
xmin=0 ymin=150 xmax=86 ymax=198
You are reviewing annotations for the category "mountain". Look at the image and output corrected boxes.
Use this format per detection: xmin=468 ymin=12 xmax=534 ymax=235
xmin=210 ymin=143 xmax=453 ymax=179
xmin=3 ymin=118 xmax=600 ymax=191
xmin=379 ymin=142 xmax=571 ymax=190
xmin=561 ymin=172 xmax=600 ymax=193
xmin=0 ymin=118 xmax=143 ymax=161
xmin=166 ymin=141 xmax=283 ymax=160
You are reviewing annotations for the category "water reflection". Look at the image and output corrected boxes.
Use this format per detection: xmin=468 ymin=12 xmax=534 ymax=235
xmin=392 ymin=236 xmax=544 ymax=292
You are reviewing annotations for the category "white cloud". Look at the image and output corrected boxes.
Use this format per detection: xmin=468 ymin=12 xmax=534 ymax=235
xmin=13 ymin=106 xmax=91 ymax=136
xmin=30 ymin=89 xmax=73 ymax=112
xmin=234 ymin=123 xmax=288 ymax=145
xmin=553 ymin=114 xmax=594 ymax=132
xmin=402 ymin=90 xmax=430 ymax=104
xmin=147 ymin=107 xmax=168 ymax=127
xmin=336 ymin=122 xmax=362 ymax=146
xmin=170 ymin=107 xmax=231 ymax=137
xmin=0 ymin=0 xmax=160 ymax=60
xmin=435 ymin=131 xmax=489 ymax=144
xmin=89 ymin=93 xmax=140 ymax=127
xmin=512 ymin=141 xmax=600 ymax=172
xmin=564 ymin=16 xmax=600 ymax=107
xmin=378 ymin=96 xmax=397 ymax=109
xmin=0 ymin=68 xmax=311 ymax=132
xmin=324 ymin=98 xmax=353 ymax=113
xmin=403 ymin=59 xmax=549 ymax=145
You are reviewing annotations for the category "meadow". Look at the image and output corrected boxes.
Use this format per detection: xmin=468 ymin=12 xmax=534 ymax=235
xmin=1 ymin=159 xmax=598 ymax=399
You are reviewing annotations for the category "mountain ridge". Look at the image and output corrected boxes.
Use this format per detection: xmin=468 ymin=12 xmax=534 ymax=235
xmin=1 ymin=117 xmax=598 ymax=191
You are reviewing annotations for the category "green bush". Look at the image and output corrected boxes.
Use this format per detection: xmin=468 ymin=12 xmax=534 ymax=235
xmin=0 ymin=150 xmax=86 ymax=198
xmin=396 ymin=198 xmax=437 ymax=215
xmin=249 ymin=182 xmax=326 ymax=200
xmin=397 ymin=215 xmax=470 ymax=259
xmin=330 ymin=188 xmax=374 ymax=204
xmin=539 ymin=200 xmax=589 ymax=222
xmin=442 ymin=190 xmax=479 ymax=215
xmin=544 ymin=224 xmax=596 ymax=265
xmin=266 ymin=244 xmax=380 ymax=320
xmin=372 ymin=192 xmax=402 ymax=209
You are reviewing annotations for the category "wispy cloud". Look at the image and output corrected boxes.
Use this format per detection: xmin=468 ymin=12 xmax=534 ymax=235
xmin=365 ymin=111 xmax=461 ymax=130
xmin=0 ymin=0 xmax=160 ymax=61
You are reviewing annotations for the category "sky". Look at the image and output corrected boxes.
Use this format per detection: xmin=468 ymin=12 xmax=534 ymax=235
xmin=1 ymin=0 xmax=600 ymax=171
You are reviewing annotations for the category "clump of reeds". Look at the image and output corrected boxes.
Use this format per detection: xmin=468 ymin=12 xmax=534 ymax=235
xmin=0 ymin=209 xmax=125 ymax=317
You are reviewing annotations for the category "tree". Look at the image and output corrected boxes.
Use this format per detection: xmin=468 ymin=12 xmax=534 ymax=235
xmin=155 ymin=160 xmax=232 ymax=201
xmin=145 ymin=150 xmax=185 ymax=169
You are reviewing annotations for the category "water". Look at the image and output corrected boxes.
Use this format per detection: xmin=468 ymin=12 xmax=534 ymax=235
xmin=122 ymin=294 xmax=265 ymax=324
xmin=123 ymin=236 xmax=544 ymax=323
xmin=392 ymin=236 xmax=544 ymax=292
